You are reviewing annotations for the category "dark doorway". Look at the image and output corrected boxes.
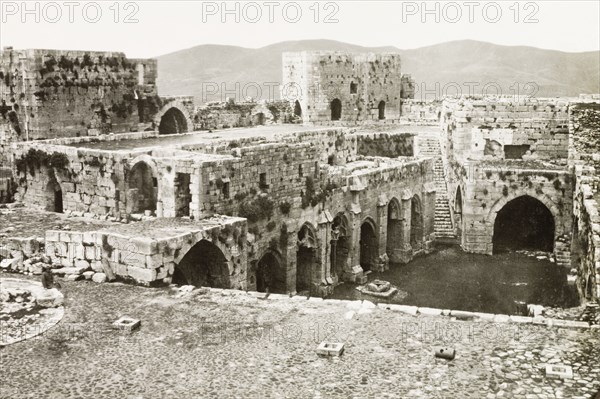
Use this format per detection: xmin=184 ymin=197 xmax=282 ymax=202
xmin=256 ymin=251 xmax=285 ymax=293
xmin=331 ymin=99 xmax=342 ymax=121
xmin=173 ymin=240 xmax=230 ymax=288
xmin=294 ymin=100 xmax=302 ymax=117
xmin=128 ymin=162 xmax=157 ymax=214
xmin=297 ymin=224 xmax=317 ymax=293
xmin=159 ymin=107 xmax=188 ymax=135
xmin=360 ymin=221 xmax=378 ymax=271
xmin=493 ymin=195 xmax=555 ymax=253
xmin=378 ymin=101 xmax=386 ymax=120
xmin=455 ymin=187 xmax=463 ymax=238
xmin=45 ymin=177 xmax=63 ymax=213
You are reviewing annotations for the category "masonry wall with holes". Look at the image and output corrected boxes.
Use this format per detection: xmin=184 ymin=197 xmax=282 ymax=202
xmin=282 ymin=52 xmax=413 ymax=124
xmin=0 ymin=48 xmax=158 ymax=144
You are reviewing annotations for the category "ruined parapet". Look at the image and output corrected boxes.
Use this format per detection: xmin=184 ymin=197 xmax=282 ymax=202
xmin=282 ymin=51 xmax=404 ymax=125
xmin=0 ymin=48 xmax=158 ymax=141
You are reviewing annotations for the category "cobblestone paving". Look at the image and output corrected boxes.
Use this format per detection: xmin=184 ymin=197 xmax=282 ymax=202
xmin=1 ymin=276 xmax=599 ymax=399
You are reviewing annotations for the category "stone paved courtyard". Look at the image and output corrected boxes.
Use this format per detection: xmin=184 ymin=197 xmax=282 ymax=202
xmin=1 ymin=275 xmax=598 ymax=399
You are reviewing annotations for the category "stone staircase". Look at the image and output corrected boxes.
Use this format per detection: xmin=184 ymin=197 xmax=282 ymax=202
xmin=417 ymin=135 xmax=457 ymax=241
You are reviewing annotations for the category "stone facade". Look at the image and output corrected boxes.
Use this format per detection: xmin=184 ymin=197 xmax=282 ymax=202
xmin=282 ymin=52 xmax=414 ymax=124
xmin=0 ymin=48 xmax=159 ymax=141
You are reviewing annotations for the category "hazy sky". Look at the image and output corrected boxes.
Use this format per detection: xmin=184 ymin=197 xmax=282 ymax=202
xmin=1 ymin=1 xmax=599 ymax=57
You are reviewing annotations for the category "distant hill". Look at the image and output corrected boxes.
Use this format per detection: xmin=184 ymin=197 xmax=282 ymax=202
xmin=156 ymin=39 xmax=600 ymax=104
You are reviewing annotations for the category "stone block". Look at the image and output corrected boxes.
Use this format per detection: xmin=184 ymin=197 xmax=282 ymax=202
xmin=316 ymin=342 xmax=344 ymax=357
xmin=131 ymin=237 xmax=158 ymax=255
xmin=92 ymin=273 xmax=107 ymax=283
xmin=82 ymin=271 xmax=95 ymax=280
xmin=545 ymin=364 xmax=573 ymax=380
xmin=112 ymin=316 xmax=140 ymax=332
xmin=128 ymin=266 xmax=157 ymax=283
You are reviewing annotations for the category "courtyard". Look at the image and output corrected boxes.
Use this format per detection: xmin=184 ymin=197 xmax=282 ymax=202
xmin=1 ymin=274 xmax=599 ymax=399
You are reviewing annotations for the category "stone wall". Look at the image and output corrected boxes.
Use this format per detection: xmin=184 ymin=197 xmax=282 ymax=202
xmin=569 ymin=102 xmax=600 ymax=303
xmin=0 ymin=48 xmax=158 ymax=142
xmin=446 ymin=97 xmax=570 ymax=163
xmin=282 ymin=52 xmax=405 ymax=124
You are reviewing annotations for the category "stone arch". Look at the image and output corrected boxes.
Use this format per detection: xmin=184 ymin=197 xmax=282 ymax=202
xmin=386 ymin=198 xmax=402 ymax=259
xmin=297 ymin=222 xmax=318 ymax=293
xmin=154 ymin=102 xmax=192 ymax=135
xmin=172 ymin=239 xmax=230 ymax=288
xmin=330 ymin=99 xmax=342 ymax=121
xmin=256 ymin=249 xmax=285 ymax=293
xmin=128 ymin=159 xmax=158 ymax=214
xmin=491 ymin=195 xmax=555 ymax=253
xmin=331 ymin=213 xmax=351 ymax=278
xmin=360 ymin=217 xmax=378 ymax=272
xmin=486 ymin=189 xmax=562 ymax=240
xmin=378 ymin=101 xmax=386 ymax=120
xmin=410 ymin=195 xmax=424 ymax=251
xmin=44 ymin=173 xmax=63 ymax=213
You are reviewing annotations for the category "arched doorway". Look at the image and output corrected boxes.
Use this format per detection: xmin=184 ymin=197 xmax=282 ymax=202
xmin=330 ymin=99 xmax=342 ymax=121
xmin=256 ymin=251 xmax=285 ymax=293
xmin=297 ymin=224 xmax=317 ymax=293
xmin=378 ymin=101 xmax=386 ymax=120
xmin=455 ymin=187 xmax=463 ymax=238
xmin=172 ymin=240 xmax=230 ymax=288
xmin=159 ymin=107 xmax=188 ymax=135
xmin=410 ymin=195 xmax=423 ymax=251
xmin=294 ymin=100 xmax=302 ymax=118
xmin=492 ymin=195 xmax=555 ymax=253
xmin=387 ymin=199 xmax=402 ymax=259
xmin=45 ymin=177 xmax=63 ymax=213
xmin=128 ymin=161 xmax=157 ymax=214
xmin=360 ymin=220 xmax=378 ymax=272
xmin=331 ymin=214 xmax=350 ymax=278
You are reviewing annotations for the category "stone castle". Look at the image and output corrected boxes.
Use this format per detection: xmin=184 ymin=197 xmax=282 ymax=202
xmin=0 ymin=47 xmax=598 ymax=304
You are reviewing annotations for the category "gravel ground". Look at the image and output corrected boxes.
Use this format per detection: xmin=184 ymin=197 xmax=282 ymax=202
xmin=1 ymin=275 xmax=599 ymax=399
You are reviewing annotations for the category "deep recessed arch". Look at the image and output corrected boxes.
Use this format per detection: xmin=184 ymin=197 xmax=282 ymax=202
xmin=297 ymin=223 xmax=318 ymax=293
xmin=294 ymin=100 xmax=302 ymax=118
xmin=159 ymin=107 xmax=188 ymax=135
xmin=172 ymin=239 xmax=230 ymax=288
xmin=256 ymin=250 xmax=285 ymax=293
xmin=378 ymin=101 xmax=386 ymax=120
xmin=128 ymin=161 xmax=157 ymax=214
xmin=44 ymin=175 xmax=63 ymax=213
xmin=330 ymin=98 xmax=342 ymax=121
xmin=360 ymin=218 xmax=378 ymax=272
xmin=492 ymin=195 xmax=555 ymax=253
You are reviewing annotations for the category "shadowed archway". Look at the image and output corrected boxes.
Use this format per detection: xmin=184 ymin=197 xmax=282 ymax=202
xmin=387 ymin=199 xmax=402 ymax=258
xmin=159 ymin=107 xmax=188 ymax=135
xmin=330 ymin=99 xmax=342 ymax=121
xmin=297 ymin=223 xmax=318 ymax=293
xmin=493 ymin=195 xmax=555 ymax=253
xmin=45 ymin=176 xmax=63 ymax=213
xmin=256 ymin=250 xmax=285 ymax=293
xmin=378 ymin=101 xmax=386 ymax=120
xmin=360 ymin=219 xmax=378 ymax=272
xmin=173 ymin=240 xmax=230 ymax=288
xmin=128 ymin=161 xmax=157 ymax=214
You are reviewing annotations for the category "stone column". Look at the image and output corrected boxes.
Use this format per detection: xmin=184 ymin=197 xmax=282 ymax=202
xmin=375 ymin=194 xmax=389 ymax=272
xmin=345 ymin=177 xmax=367 ymax=284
